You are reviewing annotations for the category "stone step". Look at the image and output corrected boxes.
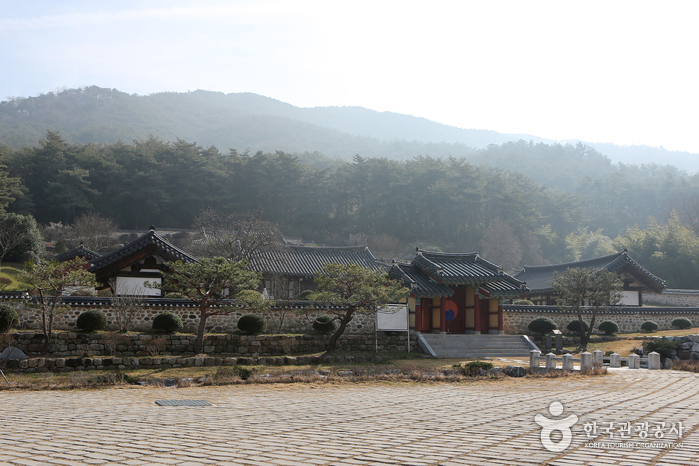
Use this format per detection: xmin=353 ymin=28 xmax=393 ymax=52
xmin=418 ymin=334 xmax=539 ymax=358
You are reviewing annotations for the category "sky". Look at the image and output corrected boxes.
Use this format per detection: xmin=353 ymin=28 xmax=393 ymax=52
xmin=2 ymin=0 xmax=699 ymax=153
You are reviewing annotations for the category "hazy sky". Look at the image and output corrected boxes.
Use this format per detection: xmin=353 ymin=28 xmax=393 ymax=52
xmin=2 ymin=0 xmax=698 ymax=153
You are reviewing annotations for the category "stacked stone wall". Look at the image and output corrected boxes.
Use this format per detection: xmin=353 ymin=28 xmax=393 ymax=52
xmin=9 ymin=300 xmax=374 ymax=334
xmin=5 ymin=331 xmax=415 ymax=358
xmin=504 ymin=307 xmax=699 ymax=334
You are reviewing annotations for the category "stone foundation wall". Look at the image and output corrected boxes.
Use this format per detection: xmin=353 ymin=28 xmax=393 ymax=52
xmin=8 ymin=298 xmax=375 ymax=334
xmin=504 ymin=306 xmax=699 ymax=334
xmin=6 ymin=331 xmax=416 ymax=357
xmin=2 ymin=351 xmax=406 ymax=373
xmin=644 ymin=290 xmax=699 ymax=307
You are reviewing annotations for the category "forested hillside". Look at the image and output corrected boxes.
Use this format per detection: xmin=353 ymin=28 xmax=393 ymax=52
xmin=2 ymin=131 xmax=699 ymax=287
xmin=2 ymin=86 xmax=698 ymax=176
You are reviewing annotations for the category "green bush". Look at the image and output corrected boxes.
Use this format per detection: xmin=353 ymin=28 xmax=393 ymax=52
xmin=598 ymin=321 xmax=619 ymax=335
xmin=152 ymin=312 xmax=183 ymax=333
xmin=672 ymin=318 xmax=692 ymax=330
xmin=514 ymin=299 xmax=534 ymax=305
xmin=312 ymin=315 xmax=337 ymax=333
xmin=566 ymin=320 xmax=590 ymax=335
xmin=643 ymin=337 xmax=680 ymax=359
xmin=528 ymin=317 xmax=558 ymax=335
xmin=641 ymin=321 xmax=659 ymax=333
xmin=237 ymin=314 xmax=266 ymax=335
xmin=298 ymin=290 xmax=314 ymax=300
xmin=76 ymin=310 xmax=107 ymax=332
xmin=461 ymin=361 xmax=494 ymax=376
xmin=0 ymin=304 xmax=19 ymax=332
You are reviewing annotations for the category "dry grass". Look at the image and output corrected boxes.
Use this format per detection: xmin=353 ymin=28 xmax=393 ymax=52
xmin=0 ymin=359 xmax=608 ymax=391
xmin=674 ymin=360 xmax=699 ymax=373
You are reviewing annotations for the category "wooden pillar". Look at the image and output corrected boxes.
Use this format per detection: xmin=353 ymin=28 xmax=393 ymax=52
xmin=498 ymin=304 xmax=504 ymax=334
xmin=413 ymin=298 xmax=420 ymax=332
xmin=473 ymin=292 xmax=481 ymax=334
xmin=440 ymin=296 xmax=447 ymax=333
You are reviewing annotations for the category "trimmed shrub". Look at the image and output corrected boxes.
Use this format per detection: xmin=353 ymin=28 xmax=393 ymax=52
xmin=312 ymin=315 xmax=337 ymax=333
xmin=528 ymin=317 xmax=558 ymax=335
xmin=76 ymin=310 xmax=107 ymax=331
xmin=641 ymin=320 xmax=659 ymax=333
xmin=298 ymin=290 xmax=314 ymax=300
xmin=672 ymin=317 xmax=692 ymax=330
xmin=514 ymin=299 xmax=534 ymax=305
xmin=461 ymin=361 xmax=494 ymax=376
xmin=598 ymin=321 xmax=619 ymax=335
xmin=566 ymin=320 xmax=590 ymax=335
xmin=152 ymin=312 xmax=183 ymax=333
xmin=0 ymin=277 xmax=12 ymax=285
xmin=0 ymin=304 xmax=19 ymax=332
xmin=643 ymin=337 xmax=680 ymax=359
xmin=237 ymin=314 xmax=266 ymax=335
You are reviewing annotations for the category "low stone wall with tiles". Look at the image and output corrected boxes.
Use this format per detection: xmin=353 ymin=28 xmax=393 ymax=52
xmin=644 ymin=290 xmax=699 ymax=307
xmin=5 ymin=331 xmax=416 ymax=358
xmin=5 ymin=297 xmax=375 ymax=335
xmin=503 ymin=305 xmax=699 ymax=334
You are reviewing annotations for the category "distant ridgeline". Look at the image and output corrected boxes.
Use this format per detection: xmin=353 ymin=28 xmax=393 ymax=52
xmin=1 ymin=86 xmax=697 ymax=178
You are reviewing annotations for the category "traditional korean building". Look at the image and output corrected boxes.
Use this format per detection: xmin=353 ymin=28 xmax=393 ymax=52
xmin=514 ymin=250 xmax=666 ymax=306
xmin=247 ymin=245 xmax=382 ymax=298
xmin=390 ymin=250 xmax=528 ymax=334
xmin=89 ymin=226 xmax=198 ymax=296
xmin=52 ymin=242 xmax=102 ymax=269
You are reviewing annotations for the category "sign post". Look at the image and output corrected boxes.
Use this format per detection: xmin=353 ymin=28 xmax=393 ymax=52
xmin=376 ymin=304 xmax=410 ymax=352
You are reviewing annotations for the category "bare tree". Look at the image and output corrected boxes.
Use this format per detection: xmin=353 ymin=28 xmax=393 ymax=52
xmin=108 ymin=279 xmax=145 ymax=333
xmin=263 ymin=273 xmax=302 ymax=333
xmin=368 ymin=233 xmax=404 ymax=262
xmin=70 ymin=212 xmax=118 ymax=251
xmin=478 ymin=219 xmax=523 ymax=273
xmin=674 ymin=195 xmax=699 ymax=236
xmin=191 ymin=208 xmax=282 ymax=261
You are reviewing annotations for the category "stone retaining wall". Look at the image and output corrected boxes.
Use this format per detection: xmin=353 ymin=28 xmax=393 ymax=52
xmin=644 ymin=290 xmax=699 ymax=307
xmin=504 ymin=305 xmax=699 ymax=334
xmin=5 ymin=331 xmax=416 ymax=357
xmin=2 ymin=352 xmax=402 ymax=373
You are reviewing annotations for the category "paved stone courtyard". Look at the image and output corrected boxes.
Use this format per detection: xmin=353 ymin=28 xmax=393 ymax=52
xmin=1 ymin=369 xmax=699 ymax=465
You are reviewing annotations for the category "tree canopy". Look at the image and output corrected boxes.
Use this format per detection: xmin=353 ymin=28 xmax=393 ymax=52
xmin=309 ymin=263 xmax=407 ymax=353
xmin=159 ymin=257 xmax=267 ymax=353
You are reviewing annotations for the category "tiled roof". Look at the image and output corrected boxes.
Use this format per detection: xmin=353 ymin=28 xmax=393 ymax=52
xmin=389 ymin=263 xmax=453 ymax=297
xmin=405 ymin=250 xmax=527 ymax=297
xmin=514 ymin=251 xmax=666 ymax=294
xmin=90 ymin=227 xmax=198 ymax=271
xmin=412 ymin=249 xmax=521 ymax=283
xmin=504 ymin=304 xmax=699 ymax=315
xmin=247 ymin=245 xmax=382 ymax=277
xmin=52 ymin=243 xmax=102 ymax=262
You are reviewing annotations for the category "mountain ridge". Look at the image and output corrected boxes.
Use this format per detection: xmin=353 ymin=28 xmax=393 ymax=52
xmin=0 ymin=86 xmax=696 ymax=173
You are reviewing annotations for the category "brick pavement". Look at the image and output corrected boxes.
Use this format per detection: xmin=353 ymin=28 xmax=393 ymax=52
xmin=1 ymin=369 xmax=699 ymax=465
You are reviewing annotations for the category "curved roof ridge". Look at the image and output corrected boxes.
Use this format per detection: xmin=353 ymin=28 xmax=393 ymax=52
xmin=518 ymin=251 xmax=625 ymax=272
xmin=52 ymin=243 xmax=102 ymax=262
xmin=90 ymin=227 xmax=198 ymax=271
xmin=417 ymin=249 xmax=480 ymax=260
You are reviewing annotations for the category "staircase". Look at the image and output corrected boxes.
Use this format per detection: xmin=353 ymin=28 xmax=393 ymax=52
xmin=418 ymin=333 xmax=539 ymax=358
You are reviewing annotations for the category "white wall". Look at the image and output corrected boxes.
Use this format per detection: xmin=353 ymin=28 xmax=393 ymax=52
xmin=115 ymin=277 xmax=161 ymax=296
xmin=621 ymin=290 xmax=639 ymax=306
